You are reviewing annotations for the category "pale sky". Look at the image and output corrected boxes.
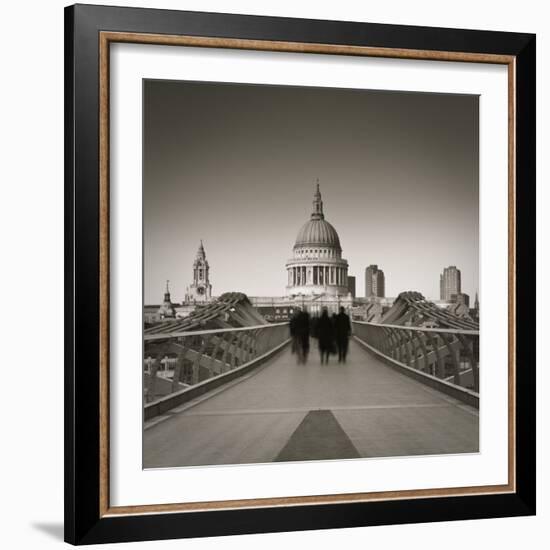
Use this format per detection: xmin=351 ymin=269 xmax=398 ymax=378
xmin=143 ymin=80 xmax=478 ymax=304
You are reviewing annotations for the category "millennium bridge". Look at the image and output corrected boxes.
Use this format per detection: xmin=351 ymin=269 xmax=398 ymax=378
xmin=143 ymin=292 xmax=479 ymax=468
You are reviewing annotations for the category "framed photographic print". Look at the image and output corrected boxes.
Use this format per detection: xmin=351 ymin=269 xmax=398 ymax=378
xmin=64 ymin=4 xmax=536 ymax=545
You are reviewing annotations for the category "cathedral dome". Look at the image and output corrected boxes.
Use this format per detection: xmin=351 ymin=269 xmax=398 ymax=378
xmin=294 ymin=218 xmax=341 ymax=249
xmin=286 ymin=182 xmax=349 ymax=298
xmin=293 ymin=182 xmax=341 ymax=250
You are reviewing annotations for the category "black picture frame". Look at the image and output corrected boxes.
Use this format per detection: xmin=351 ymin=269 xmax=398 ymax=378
xmin=65 ymin=3 xmax=536 ymax=545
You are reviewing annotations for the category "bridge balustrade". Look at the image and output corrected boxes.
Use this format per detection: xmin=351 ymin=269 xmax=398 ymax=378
xmin=144 ymin=322 xmax=290 ymax=405
xmin=352 ymin=321 xmax=479 ymax=393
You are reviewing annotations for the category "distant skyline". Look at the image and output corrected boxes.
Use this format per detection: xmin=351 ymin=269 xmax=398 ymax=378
xmin=144 ymin=80 xmax=478 ymax=303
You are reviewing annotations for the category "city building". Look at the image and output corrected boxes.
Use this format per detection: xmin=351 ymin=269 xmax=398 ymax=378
xmin=144 ymin=281 xmax=197 ymax=325
xmin=252 ymin=182 xmax=353 ymax=317
xmin=144 ymin=242 xmax=213 ymax=325
xmin=365 ymin=265 xmax=385 ymax=298
xmin=284 ymin=182 xmax=353 ymax=314
xmin=248 ymin=299 xmax=296 ymax=322
xmin=347 ymin=276 xmax=356 ymax=298
xmin=440 ymin=265 xmax=461 ymax=301
xmin=185 ymin=240 xmax=212 ymax=303
xmin=286 ymin=182 xmax=350 ymax=297
xmin=447 ymin=292 xmax=471 ymax=318
xmin=471 ymin=292 xmax=480 ymax=321
xmin=451 ymin=292 xmax=470 ymax=307
xmin=157 ymin=280 xmax=176 ymax=319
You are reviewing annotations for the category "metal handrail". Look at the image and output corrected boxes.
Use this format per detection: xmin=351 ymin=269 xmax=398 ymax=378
xmin=144 ymin=322 xmax=291 ymax=404
xmin=144 ymin=322 xmax=289 ymax=341
xmin=352 ymin=321 xmax=479 ymax=393
xmin=352 ymin=320 xmax=478 ymax=335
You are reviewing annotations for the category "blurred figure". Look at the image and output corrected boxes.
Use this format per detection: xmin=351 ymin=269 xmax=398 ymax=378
xmin=289 ymin=308 xmax=300 ymax=359
xmin=331 ymin=313 xmax=338 ymax=356
xmin=334 ymin=306 xmax=351 ymax=363
xmin=309 ymin=314 xmax=318 ymax=339
xmin=317 ymin=307 xmax=334 ymax=364
xmin=290 ymin=308 xmax=310 ymax=364
xmin=297 ymin=309 xmax=310 ymax=364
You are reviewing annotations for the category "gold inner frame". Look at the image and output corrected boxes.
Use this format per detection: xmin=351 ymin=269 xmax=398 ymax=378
xmin=98 ymin=31 xmax=517 ymax=517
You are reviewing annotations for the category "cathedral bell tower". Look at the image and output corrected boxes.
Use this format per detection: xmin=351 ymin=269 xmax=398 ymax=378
xmin=185 ymin=240 xmax=212 ymax=303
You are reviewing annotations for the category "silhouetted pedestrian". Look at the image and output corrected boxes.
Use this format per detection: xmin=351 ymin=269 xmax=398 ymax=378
xmin=310 ymin=315 xmax=318 ymax=339
xmin=317 ymin=308 xmax=334 ymax=364
xmin=331 ymin=313 xmax=338 ymax=355
xmin=297 ymin=310 xmax=310 ymax=364
xmin=290 ymin=308 xmax=310 ymax=364
xmin=334 ymin=306 xmax=351 ymax=363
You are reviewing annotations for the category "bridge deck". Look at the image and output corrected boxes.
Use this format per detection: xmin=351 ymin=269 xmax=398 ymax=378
xmin=144 ymin=338 xmax=478 ymax=468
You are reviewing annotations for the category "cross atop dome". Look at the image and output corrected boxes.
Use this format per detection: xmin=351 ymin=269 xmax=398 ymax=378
xmin=311 ymin=178 xmax=324 ymax=220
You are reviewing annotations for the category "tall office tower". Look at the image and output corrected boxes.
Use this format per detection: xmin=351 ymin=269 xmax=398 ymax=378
xmin=440 ymin=266 xmax=461 ymax=301
xmin=365 ymin=265 xmax=385 ymax=298
xmin=347 ymin=276 xmax=356 ymax=298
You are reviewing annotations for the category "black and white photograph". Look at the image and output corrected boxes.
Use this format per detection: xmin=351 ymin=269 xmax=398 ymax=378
xmin=142 ymin=79 xmax=480 ymax=469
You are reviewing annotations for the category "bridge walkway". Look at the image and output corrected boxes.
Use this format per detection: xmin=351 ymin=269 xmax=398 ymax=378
xmin=144 ymin=338 xmax=478 ymax=468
